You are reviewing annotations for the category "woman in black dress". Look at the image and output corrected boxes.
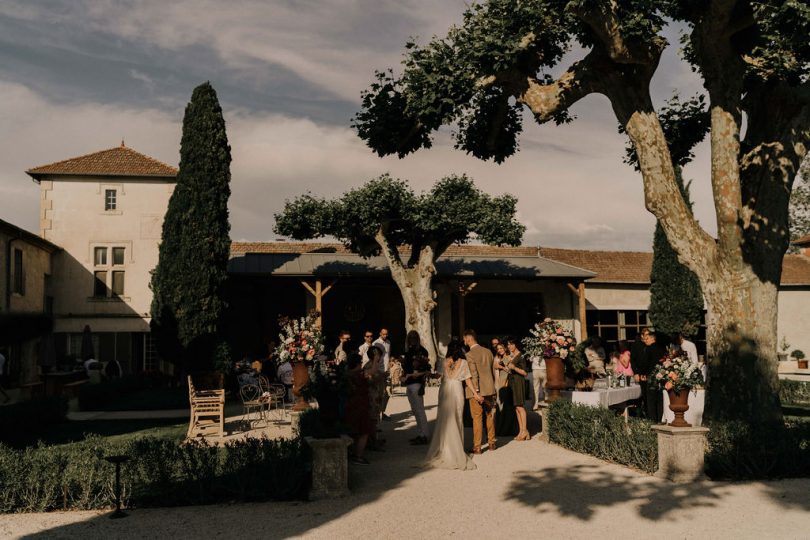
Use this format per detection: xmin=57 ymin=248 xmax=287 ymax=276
xmin=506 ymin=338 xmax=529 ymax=441
xmin=494 ymin=342 xmax=518 ymax=437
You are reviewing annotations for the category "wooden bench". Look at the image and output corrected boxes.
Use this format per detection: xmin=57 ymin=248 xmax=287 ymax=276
xmin=187 ymin=376 xmax=225 ymax=439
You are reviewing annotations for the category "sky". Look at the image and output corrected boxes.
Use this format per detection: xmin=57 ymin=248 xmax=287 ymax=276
xmin=0 ymin=0 xmax=716 ymax=251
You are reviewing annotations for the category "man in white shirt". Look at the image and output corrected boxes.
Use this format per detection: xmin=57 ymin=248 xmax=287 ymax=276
xmin=358 ymin=330 xmax=374 ymax=366
xmin=373 ymin=328 xmax=392 ymax=419
xmin=677 ymin=333 xmax=699 ymax=364
xmin=530 ymin=355 xmax=545 ymax=410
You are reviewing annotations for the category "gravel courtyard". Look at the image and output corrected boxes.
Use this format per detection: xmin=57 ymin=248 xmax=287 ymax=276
xmin=3 ymin=387 xmax=809 ymax=540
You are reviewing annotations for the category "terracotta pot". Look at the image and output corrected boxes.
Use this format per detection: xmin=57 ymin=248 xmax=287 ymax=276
xmin=544 ymin=356 xmax=566 ymax=402
xmin=292 ymin=361 xmax=311 ymax=411
xmin=667 ymin=389 xmax=691 ymax=427
xmin=798 ymin=359 xmax=808 ymax=370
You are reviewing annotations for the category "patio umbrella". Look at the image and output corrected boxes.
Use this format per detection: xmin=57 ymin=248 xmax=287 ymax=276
xmin=0 ymin=312 xmax=53 ymax=346
xmin=80 ymin=325 xmax=95 ymax=360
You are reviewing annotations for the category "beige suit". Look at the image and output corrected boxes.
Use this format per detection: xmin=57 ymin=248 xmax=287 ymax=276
xmin=465 ymin=344 xmax=496 ymax=450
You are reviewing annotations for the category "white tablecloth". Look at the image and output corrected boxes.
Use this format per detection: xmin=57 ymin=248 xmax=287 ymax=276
xmin=662 ymin=388 xmax=705 ymax=426
xmin=560 ymin=385 xmax=642 ymax=408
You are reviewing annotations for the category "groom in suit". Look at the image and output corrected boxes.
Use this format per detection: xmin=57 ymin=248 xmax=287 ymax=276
xmin=463 ymin=329 xmax=497 ymax=454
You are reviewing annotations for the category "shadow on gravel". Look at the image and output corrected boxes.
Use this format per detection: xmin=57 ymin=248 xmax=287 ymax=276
xmin=505 ymin=462 xmax=810 ymax=522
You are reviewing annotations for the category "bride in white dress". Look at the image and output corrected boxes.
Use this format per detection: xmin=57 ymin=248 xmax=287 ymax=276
xmin=424 ymin=344 xmax=480 ymax=470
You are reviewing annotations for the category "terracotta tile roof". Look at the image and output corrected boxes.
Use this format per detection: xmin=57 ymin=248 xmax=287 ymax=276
xmin=27 ymin=144 xmax=177 ymax=179
xmin=231 ymin=241 xmax=810 ymax=286
xmin=793 ymin=234 xmax=810 ymax=246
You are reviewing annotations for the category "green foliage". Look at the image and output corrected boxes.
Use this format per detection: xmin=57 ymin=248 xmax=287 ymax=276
xmin=705 ymin=419 xmax=810 ymax=480
xmin=0 ymin=435 xmax=310 ymax=513
xmin=150 ymin=82 xmax=232 ymax=371
xmin=548 ymin=399 xmax=658 ymax=473
xmin=780 ymin=380 xmax=810 ymax=404
xmin=789 ymin=161 xmax=810 ymax=250
xmin=0 ymin=397 xmax=67 ymax=432
xmin=648 ymin=167 xmax=703 ymax=337
xmin=77 ymin=374 xmax=183 ymax=412
xmin=274 ymin=174 xmax=524 ymax=261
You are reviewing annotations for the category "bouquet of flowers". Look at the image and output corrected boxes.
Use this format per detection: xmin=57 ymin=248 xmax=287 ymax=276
xmin=650 ymin=350 xmax=704 ymax=392
xmin=276 ymin=311 xmax=325 ymax=364
xmin=523 ymin=318 xmax=578 ymax=361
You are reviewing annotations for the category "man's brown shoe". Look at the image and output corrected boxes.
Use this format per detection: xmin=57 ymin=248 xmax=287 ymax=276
xmin=472 ymin=447 xmax=482 ymax=455
xmin=489 ymin=442 xmax=497 ymax=451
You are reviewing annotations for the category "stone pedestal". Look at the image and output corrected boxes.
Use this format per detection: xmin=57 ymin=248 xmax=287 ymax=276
xmin=537 ymin=402 xmax=550 ymax=442
xmin=290 ymin=411 xmax=302 ymax=437
xmin=305 ymin=435 xmax=352 ymax=500
xmin=652 ymin=425 xmax=709 ymax=482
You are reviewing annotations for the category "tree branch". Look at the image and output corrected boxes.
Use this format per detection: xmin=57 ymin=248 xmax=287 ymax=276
xmin=570 ymin=0 xmax=664 ymax=64
xmin=513 ymin=51 xmax=604 ymax=123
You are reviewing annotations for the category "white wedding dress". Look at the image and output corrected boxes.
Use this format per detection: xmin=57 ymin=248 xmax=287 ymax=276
xmin=424 ymin=359 xmax=476 ymax=470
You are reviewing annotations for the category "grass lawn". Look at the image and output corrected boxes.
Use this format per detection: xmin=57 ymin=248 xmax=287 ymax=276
xmin=1 ymin=417 xmax=187 ymax=449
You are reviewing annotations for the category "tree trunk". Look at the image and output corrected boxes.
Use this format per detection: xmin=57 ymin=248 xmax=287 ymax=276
xmin=701 ymin=264 xmax=783 ymax=425
xmin=394 ymin=265 xmax=439 ymax=368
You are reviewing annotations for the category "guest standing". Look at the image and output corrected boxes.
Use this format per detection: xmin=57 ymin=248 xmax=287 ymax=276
xmin=530 ymin=354 xmax=546 ymax=410
xmin=506 ymin=338 xmax=529 ymax=441
xmin=346 ymin=352 xmax=373 ymax=465
xmin=677 ymin=333 xmax=699 ymax=364
xmin=373 ymin=328 xmax=392 ymax=418
xmin=402 ymin=330 xmax=431 ymax=445
xmin=634 ymin=328 xmax=666 ymax=422
xmin=359 ymin=330 xmax=374 ymax=366
xmin=335 ymin=330 xmax=351 ymax=365
xmin=494 ymin=343 xmax=517 ymax=437
xmin=463 ymin=329 xmax=497 ymax=453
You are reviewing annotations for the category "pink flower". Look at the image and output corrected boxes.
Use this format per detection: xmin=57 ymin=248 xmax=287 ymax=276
xmin=665 ymin=381 xmax=673 ymax=390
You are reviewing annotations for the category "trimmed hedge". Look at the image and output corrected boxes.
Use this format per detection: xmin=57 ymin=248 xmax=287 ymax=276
xmin=705 ymin=419 xmax=810 ymax=480
xmin=0 ymin=397 xmax=67 ymax=432
xmin=0 ymin=435 xmax=310 ymax=513
xmin=547 ymin=399 xmax=658 ymax=474
xmin=779 ymin=380 xmax=810 ymax=405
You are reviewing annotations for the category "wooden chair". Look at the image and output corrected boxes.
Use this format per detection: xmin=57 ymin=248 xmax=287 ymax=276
xmin=187 ymin=375 xmax=225 ymax=439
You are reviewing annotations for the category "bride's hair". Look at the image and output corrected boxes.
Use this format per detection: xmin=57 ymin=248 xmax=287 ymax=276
xmin=445 ymin=340 xmax=466 ymax=362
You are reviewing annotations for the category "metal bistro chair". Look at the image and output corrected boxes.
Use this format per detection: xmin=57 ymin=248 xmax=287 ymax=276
xmin=266 ymin=383 xmax=289 ymax=423
xmin=239 ymin=383 xmax=266 ymax=430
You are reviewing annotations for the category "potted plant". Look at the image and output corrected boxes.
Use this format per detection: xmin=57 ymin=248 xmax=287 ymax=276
xmin=791 ymin=349 xmax=808 ymax=370
xmin=276 ymin=311 xmax=325 ymax=411
xmin=778 ymin=336 xmax=791 ymax=362
xmin=523 ymin=318 xmax=581 ymax=401
xmin=650 ymin=350 xmax=705 ymax=427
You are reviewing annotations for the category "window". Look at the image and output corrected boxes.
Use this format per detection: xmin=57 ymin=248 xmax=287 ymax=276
xmin=105 ymin=189 xmax=117 ymax=211
xmin=94 ymin=247 xmax=107 ymax=266
xmin=112 ymin=247 xmax=125 ymax=265
xmin=586 ymin=310 xmax=649 ymax=348
xmin=111 ymin=271 xmax=125 ymax=296
xmin=12 ymin=248 xmax=24 ymax=295
xmin=93 ymin=271 xmax=108 ymax=297
xmin=92 ymin=246 xmax=126 ymax=298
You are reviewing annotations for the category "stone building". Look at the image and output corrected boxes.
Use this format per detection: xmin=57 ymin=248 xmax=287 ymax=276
xmin=26 ymin=143 xmax=177 ymax=374
xmin=0 ymin=218 xmax=59 ymax=384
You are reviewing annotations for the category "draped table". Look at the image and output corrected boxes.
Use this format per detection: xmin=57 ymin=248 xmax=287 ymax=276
xmin=560 ymin=385 xmax=641 ymax=408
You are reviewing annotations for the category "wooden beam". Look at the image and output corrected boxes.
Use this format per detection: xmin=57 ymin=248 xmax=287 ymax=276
xmin=578 ymin=282 xmax=587 ymax=341
xmin=566 ymin=282 xmax=580 ymax=296
xmin=300 ymin=280 xmax=316 ymax=297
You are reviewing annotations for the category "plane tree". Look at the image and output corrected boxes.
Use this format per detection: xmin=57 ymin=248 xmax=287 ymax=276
xmin=353 ymin=0 xmax=810 ymax=423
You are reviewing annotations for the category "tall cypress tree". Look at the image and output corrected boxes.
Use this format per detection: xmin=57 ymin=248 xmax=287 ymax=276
xmin=151 ymin=82 xmax=232 ymax=372
xmin=648 ymin=167 xmax=704 ymax=338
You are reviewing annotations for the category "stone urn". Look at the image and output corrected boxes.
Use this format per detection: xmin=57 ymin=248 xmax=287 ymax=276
xmin=292 ymin=361 xmax=311 ymax=411
xmin=544 ymin=356 xmax=566 ymax=402
xmin=667 ymin=389 xmax=691 ymax=427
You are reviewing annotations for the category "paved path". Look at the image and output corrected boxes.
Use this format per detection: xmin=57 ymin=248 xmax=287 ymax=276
xmin=4 ymin=387 xmax=809 ymax=539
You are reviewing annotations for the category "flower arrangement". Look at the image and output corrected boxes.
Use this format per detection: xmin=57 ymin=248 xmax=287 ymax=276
xmin=275 ymin=311 xmax=325 ymax=364
xmin=523 ymin=318 xmax=578 ymax=362
xmin=650 ymin=350 xmax=704 ymax=392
